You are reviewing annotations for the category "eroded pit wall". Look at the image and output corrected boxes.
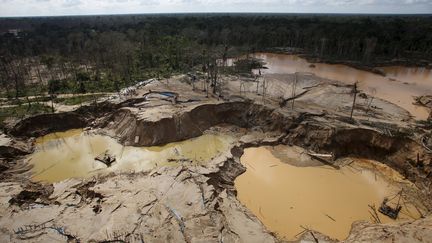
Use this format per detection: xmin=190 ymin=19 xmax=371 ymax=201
xmin=9 ymin=112 xmax=87 ymax=138
xmin=288 ymin=124 xmax=427 ymax=169
xmin=7 ymin=101 xmax=117 ymax=138
xmin=102 ymin=102 xmax=291 ymax=146
xmin=4 ymin=100 xmax=431 ymax=196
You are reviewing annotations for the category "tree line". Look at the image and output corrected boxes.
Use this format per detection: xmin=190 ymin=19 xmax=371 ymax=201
xmin=0 ymin=13 xmax=431 ymax=98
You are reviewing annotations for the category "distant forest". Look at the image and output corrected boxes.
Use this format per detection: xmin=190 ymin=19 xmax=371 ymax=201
xmin=1 ymin=14 xmax=431 ymax=98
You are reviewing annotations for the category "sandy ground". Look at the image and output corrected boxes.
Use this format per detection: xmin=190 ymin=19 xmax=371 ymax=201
xmin=0 ymin=74 xmax=431 ymax=243
xmin=0 ymin=132 xmax=12 ymax=147
xmin=0 ymin=128 xmax=278 ymax=243
xmin=99 ymin=72 xmax=413 ymax=131
xmin=225 ymin=72 xmax=412 ymax=124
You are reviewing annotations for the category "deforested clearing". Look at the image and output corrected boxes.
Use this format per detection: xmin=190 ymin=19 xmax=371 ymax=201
xmin=1 ymin=13 xmax=432 ymax=243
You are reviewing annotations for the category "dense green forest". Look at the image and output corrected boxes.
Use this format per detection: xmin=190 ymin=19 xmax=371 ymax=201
xmin=0 ymin=13 xmax=431 ymax=98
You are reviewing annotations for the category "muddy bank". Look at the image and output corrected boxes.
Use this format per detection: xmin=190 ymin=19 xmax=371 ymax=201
xmin=264 ymin=47 xmax=432 ymax=70
xmin=300 ymin=54 xmax=432 ymax=74
xmin=415 ymin=95 xmax=432 ymax=120
xmin=343 ymin=216 xmax=432 ymax=243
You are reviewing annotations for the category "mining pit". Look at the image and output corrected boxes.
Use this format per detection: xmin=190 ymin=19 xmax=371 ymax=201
xmin=235 ymin=146 xmax=424 ymax=241
xmin=1 ymin=56 xmax=432 ymax=243
xmin=29 ymin=129 xmax=233 ymax=183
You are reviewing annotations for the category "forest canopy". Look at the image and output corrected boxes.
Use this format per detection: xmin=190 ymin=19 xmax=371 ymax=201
xmin=1 ymin=13 xmax=431 ymax=98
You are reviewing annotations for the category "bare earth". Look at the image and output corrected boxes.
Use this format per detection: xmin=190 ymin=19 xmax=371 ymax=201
xmin=0 ymin=73 xmax=431 ymax=243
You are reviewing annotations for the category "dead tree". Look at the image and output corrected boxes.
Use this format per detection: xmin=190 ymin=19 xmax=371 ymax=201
xmin=191 ymin=74 xmax=196 ymax=91
xmin=262 ymin=78 xmax=268 ymax=104
xmin=279 ymin=90 xmax=309 ymax=107
xmin=208 ymin=62 xmax=219 ymax=95
xmin=291 ymin=72 xmax=298 ymax=109
xmin=350 ymin=81 xmax=359 ymax=119
xmin=50 ymin=94 xmax=55 ymax=113
xmin=255 ymin=75 xmax=260 ymax=94
xmin=240 ymin=81 xmax=246 ymax=95
xmin=366 ymin=87 xmax=377 ymax=114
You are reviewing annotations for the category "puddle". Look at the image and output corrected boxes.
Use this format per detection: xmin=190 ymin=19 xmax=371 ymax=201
xmin=235 ymin=146 xmax=422 ymax=241
xmin=239 ymin=53 xmax=432 ymax=119
xmin=29 ymin=129 xmax=234 ymax=183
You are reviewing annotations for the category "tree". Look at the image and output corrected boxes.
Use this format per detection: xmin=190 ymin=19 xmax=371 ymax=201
xmin=350 ymin=81 xmax=359 ymax=119
xmin=363 ymin=37 xmax=377 ymax=63
xmin=367 ymin=87 xmax=377 ymax=114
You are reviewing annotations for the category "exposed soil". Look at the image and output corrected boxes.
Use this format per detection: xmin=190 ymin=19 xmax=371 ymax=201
xmin=0 ymin=75 xmax=431 ymax=242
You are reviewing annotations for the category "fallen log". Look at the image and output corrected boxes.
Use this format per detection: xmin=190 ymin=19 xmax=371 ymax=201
xmin=307 ymin=152 xmax=339 ymax=169
xmin=279 ymin=90 xmax=309 ymax=107
xmin=308 ymin=152 xmax=333 ymax=158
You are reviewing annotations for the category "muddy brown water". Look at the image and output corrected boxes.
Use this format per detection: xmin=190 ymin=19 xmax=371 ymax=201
xmin=29 ymin=129 xmax=234 ymax=183
xmin=235 ymin=53 xmax=432 ymax=120
xmin=235 ymin=146 xmax=422 ymax=241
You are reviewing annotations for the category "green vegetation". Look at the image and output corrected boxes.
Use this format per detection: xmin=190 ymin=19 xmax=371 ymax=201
xmin=0 ymin=103 xmax=52 ymax=124
xmin=47 ymin=79 xmax=122 ymax=94
xmin=1 ymin=14 xmax=431 ymax=99
xmin=55 ymin=94 xmax=106 ymax=106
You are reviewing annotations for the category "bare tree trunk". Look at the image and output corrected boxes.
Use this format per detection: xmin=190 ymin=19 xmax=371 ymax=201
xmin=262 ymin=78 xmax=267 ymax=104
xmin=26 ymin=96 xmax=32 ymax=111
xmin=10 ymin=62 xmax=21 ymax=100
xmin=35 ymin=62 xmax=44 ymax=84
xmin=50 ymin=94 xmax=55 ymax=113
xmin=350 ymin=82 xmax=358 ymax=119
xmin=291 ymin=72 xmax=298 ymax=110
xmin=256 ymin=76 xmax=260 ymax=94
xmin=206 ymin=77 xmax=209 ymax=98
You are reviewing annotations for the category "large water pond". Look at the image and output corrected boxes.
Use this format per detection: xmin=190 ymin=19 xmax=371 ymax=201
xmin=235 ymin=146 xmax=422 ymax=241
xmin=245 ymin=53 xmax=432 ymax=120
xmin=28 ymin=129 xmax=234 ymax=183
